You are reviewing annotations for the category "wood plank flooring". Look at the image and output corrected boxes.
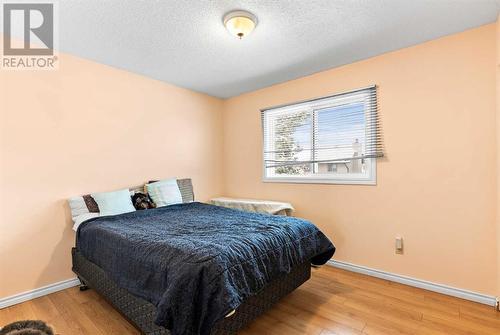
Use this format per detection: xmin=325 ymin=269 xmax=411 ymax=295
xmin=1 ymin=266 xmax=498 ymax=334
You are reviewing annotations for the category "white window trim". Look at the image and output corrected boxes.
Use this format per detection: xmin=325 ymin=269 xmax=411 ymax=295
xmin=261 ymin=86 xmax=378 ymax=186
xmin=262 ymin=158 xmax=376 ymax=185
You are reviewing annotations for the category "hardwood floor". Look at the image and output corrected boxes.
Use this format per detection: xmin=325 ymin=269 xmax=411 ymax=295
xmin=1 ymin=266 xmax=498 ymax=334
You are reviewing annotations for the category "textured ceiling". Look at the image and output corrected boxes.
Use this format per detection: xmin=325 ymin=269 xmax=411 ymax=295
xmin=39 ymin=1 xmax=500 ymax=97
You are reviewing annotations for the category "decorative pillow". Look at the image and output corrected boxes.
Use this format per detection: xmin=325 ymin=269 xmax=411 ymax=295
xmin=132 ymin=192 xmax=156 ymax=210
xmin=68 ymin=196 xmax=100 ymax=230
xmin=146 ymin=178 xmax=183 ymax=207
xmin=83 ymin=194 xmax=99 ymax=212
xmin=91 ymin=189 xmax=136 ymax=216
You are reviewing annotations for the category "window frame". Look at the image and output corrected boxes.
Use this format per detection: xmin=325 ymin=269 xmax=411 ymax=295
xmin=261 ymin=86 xmax=377 ymax=185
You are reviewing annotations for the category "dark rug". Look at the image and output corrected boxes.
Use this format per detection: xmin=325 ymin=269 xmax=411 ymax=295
xmin=0 ymin=320 xmax=54 ymax=335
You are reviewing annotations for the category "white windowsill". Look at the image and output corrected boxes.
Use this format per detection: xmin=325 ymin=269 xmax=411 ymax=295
xmin=262 ymin=176 xmax=377 ymax=185
xmin=262 ymin=159 xmax=377 ymax=186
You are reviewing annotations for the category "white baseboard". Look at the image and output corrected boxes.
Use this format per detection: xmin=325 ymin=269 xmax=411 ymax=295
xmin=328 ymin=260 xmax=498 ymax=307
xmin=0 ymin=277 xmax=80 ymax=309
xmin=1 ymin=263 xmax=497 ymax=310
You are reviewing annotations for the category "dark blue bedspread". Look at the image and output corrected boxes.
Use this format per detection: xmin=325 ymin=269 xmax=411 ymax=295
xmin=76 ymin=202 xmax=335 ymax=335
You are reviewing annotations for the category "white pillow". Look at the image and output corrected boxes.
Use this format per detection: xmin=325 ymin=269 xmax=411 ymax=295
xmin=72 ymin=213 xmax=100 ymax=231
xmin=146 ymin=178 xmax=183 ymax=207
xmin=68 ymin=196 xmax=90 ymax=220
xmin=91 ymin=189 xmax=136 ymax=216
xmin=68 ymin=196 xmax=100 ymax=229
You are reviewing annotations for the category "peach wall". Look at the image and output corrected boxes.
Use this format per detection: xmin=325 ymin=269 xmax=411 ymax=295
xmin=1 ymin=23 xmax=498 ymax=301
xmin=0 ymin=51 xmax=224 ymax=298
xmin=222 ymin=24 xmax=498 ymax=295
xmin=497 ymin=16 xmax=500 ymax=297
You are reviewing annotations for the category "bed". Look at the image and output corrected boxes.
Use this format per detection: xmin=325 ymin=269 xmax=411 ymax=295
xmin=72 ymin=179 xmax=335 ymax=335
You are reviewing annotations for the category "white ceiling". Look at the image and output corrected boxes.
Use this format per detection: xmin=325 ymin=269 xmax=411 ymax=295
xmin=55 ymin=1 xmax=500 ymax=98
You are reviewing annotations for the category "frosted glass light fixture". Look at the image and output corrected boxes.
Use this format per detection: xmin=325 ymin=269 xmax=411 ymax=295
xmin=223 ymin=10 xmax=257 ymax=39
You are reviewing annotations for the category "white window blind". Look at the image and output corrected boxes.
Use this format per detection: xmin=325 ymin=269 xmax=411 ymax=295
xmin=261 ymin=86 xmax=383 ymax=184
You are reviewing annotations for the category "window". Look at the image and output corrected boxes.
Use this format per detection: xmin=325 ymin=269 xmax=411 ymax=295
xmin=261 ymin=86 xmax=382 ymax=184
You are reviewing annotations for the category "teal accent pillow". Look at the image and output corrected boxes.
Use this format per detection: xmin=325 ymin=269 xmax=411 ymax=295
xmin=146 ymin=178 xmax=183 ymax=207
xmin=91 ymin=189 xmax=136 ymax=216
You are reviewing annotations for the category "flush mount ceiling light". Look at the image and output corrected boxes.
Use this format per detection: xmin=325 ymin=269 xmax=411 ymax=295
xmin=223 ymin=10 xmax=257 ymax=39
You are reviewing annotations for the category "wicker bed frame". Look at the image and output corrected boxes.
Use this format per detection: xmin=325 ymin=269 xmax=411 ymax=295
xmin=72 ymin=248 xmax=311 ymax=335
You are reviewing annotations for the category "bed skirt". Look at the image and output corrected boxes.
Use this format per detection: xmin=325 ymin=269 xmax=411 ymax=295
xmin=71 ymin=248 xmax=311 ymax=335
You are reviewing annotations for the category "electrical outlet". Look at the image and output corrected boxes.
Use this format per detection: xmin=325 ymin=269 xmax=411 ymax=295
xmin=395 ymin=236 xmax=404 ymax=254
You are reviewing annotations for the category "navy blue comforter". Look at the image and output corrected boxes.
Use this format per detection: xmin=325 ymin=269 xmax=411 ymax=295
xmin=76 ymin=202 xmax=335 ymax=335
